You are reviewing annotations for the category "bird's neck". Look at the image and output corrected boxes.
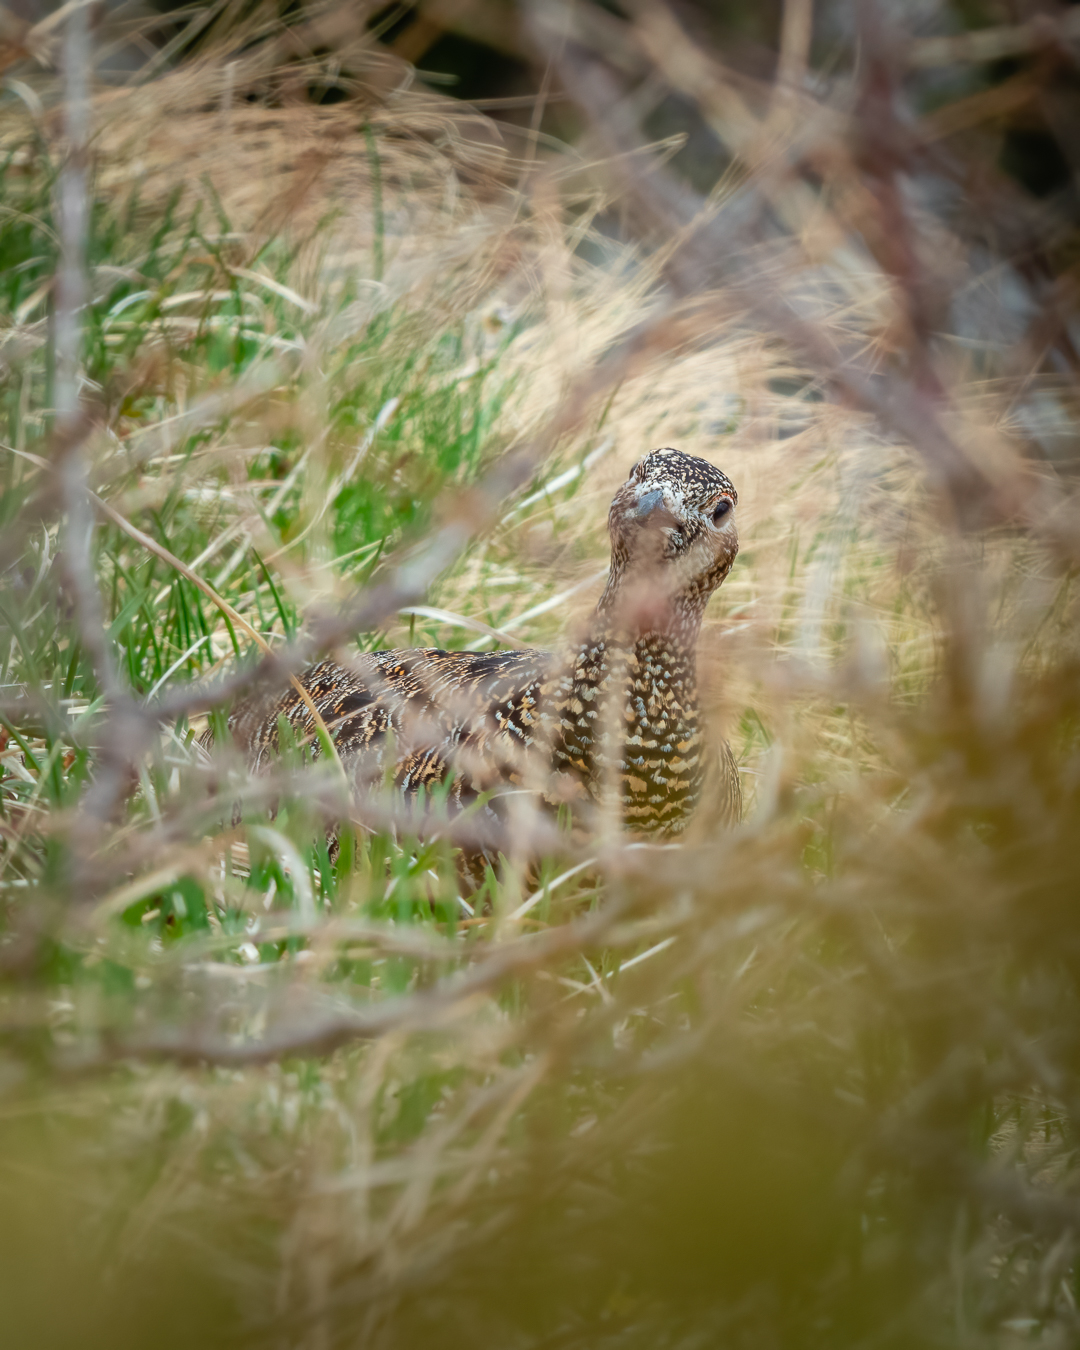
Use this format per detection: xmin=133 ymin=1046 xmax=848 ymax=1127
xmin=592 ymin=568 xmax=707 ymax=657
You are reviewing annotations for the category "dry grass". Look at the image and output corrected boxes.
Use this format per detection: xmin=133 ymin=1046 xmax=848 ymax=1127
xmin=3 ymin=3 xmax=1080 ymax=1347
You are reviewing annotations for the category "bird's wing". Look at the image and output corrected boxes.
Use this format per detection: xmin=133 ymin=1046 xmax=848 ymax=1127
xmin=685 ymin=734 xmax=742 ymax=836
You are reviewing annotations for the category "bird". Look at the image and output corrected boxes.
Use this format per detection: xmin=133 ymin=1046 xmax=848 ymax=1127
xmin=206 ymin=448 xmax=741 ymax=884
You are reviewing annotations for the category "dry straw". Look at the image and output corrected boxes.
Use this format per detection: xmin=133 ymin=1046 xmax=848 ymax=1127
xmin=1 ymin=2 xmax=1080 ymax=1347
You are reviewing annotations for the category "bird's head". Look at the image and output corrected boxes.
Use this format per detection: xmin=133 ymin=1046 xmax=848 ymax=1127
xmin=602 ymin=447 xmax=738 ymax=638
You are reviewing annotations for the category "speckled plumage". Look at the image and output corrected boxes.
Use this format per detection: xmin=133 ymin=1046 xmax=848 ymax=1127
xmin=208 ymin=448 xmax=741 ymax=876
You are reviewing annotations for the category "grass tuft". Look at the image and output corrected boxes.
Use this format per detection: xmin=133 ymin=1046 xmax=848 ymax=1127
xmin=3 ymin=8 xmax=1080 ymax=1348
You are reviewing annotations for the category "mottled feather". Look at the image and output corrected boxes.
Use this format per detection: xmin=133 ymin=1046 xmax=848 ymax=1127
xmin=205 ymin=448 xmax=742 ymax=879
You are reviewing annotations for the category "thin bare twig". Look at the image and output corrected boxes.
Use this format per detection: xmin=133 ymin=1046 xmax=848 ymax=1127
xmin=50 ymin=3 xmax=145 ymax=840
xmin=539 ymin=9 xmax=1016 ymax=528
xmin=81 ymin=890 xmax=632 ymax=1067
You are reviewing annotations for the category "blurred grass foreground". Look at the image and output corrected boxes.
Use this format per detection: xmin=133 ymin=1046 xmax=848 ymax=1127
xmin=3 ymin=1 xmax=1080 ymax=1346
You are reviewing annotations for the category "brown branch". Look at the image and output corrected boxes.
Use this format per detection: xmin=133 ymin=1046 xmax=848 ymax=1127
xmin=50 ymin=3 xmax=148 ymax=840
xmin=75 ymin=891 xmax=632 ymax=1067
xmin=540 ymin=11 xmax=1015 ymax=528
xmin=908 ymin=10 xmax=1080 ymax=70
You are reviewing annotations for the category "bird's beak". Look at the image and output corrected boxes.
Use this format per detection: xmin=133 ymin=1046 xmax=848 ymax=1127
xmin=630 ymin=488 xmax=679 ymax=528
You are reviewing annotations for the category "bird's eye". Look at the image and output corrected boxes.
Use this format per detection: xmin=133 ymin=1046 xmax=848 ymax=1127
xmin=712 ymin=498 xmax=733 ymax=523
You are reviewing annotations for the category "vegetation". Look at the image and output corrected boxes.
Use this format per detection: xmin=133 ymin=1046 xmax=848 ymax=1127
xmin=2 ymin=3 xmax=1080 ymax=1347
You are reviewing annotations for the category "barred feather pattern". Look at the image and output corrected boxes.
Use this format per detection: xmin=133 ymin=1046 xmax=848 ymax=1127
xmin=207 ymin=448 xmax=742 ymax=877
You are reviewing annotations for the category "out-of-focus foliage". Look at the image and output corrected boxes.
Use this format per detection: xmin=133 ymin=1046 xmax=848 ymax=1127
xmin=2 ymin=2 xmax=1080 ymax=1347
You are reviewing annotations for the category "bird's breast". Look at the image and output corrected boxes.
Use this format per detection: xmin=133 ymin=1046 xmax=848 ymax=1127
xmin=541 ymin=632 xmax=705 ymax=836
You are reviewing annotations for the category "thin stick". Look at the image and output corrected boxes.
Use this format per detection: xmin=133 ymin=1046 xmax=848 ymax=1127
xmin=52 ymin=0 xmax=137 ymax=834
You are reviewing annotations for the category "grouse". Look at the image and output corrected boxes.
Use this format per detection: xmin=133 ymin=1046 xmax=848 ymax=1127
xmin=208 ymin=448 xmax=741 ymax=878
